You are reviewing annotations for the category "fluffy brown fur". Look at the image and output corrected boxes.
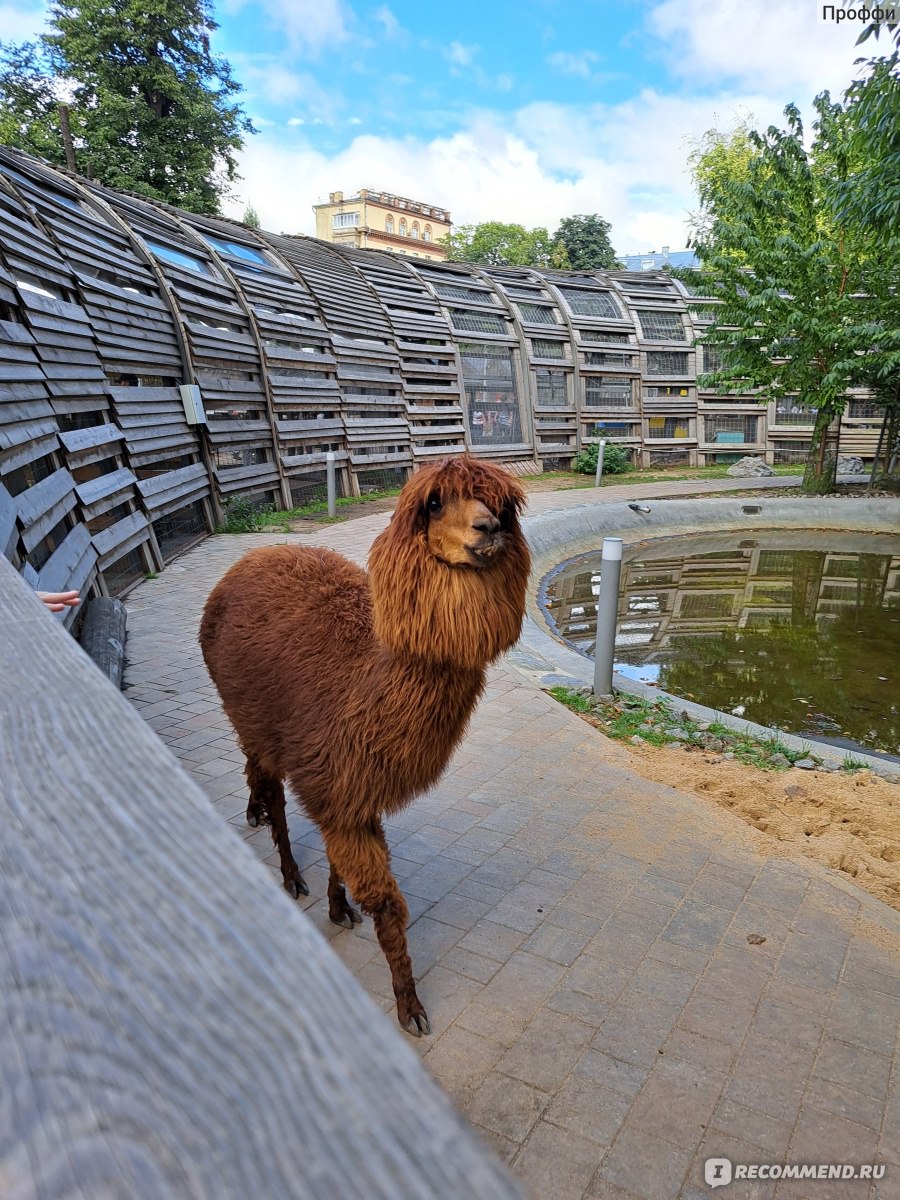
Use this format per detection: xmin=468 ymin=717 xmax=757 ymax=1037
xmin=199 ymin=455 xmax=530 ymax=1034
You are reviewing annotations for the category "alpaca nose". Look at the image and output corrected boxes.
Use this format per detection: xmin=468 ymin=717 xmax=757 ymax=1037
xmin=473 ymin=513 xmax=501 ymax=536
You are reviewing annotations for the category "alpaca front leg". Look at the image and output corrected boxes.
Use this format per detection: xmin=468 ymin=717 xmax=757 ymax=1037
xmin=322 ymin=822 xmax=430 ymax=1036
xmin=245 ymin=754 xmax=308 ymax=899
xmin=327 ymin=861 xmax=363 ymax=928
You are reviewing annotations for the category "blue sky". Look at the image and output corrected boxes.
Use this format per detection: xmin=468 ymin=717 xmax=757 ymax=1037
xmin=2 ymin=0 xmax=873 ymax=251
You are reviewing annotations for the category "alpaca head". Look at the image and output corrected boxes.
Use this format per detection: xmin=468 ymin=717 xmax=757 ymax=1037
xmin=369 ymin=456 xmax=531 ymax=669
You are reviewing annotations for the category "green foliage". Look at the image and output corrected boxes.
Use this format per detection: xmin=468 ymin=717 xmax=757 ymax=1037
xmin=219 ymin=495 xmax=273 ymax=533
xmin=0 ymin=0 xmax=253 ymax=213
xmin=689 ymin=95 xmax=900 ymax=495
xmin=573 ymin=441 xmax=634 ymax=476
xmin=553 ymin=214 xmax=620 ymax=270
xmin=242 ymin=204 xmax=261 ymax=228
xmin=442 ymin=221 xmax=569 ymax=268
xmin=547 ymin=688 xmax=817 ymax=771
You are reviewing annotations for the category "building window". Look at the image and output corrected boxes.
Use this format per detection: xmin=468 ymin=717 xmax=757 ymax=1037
xmin=583 ymin=377 xmax=633 ymax=407
xmin=423 ymin=226 xmax=432 ymax=241
xmin=584 ymin=350 xmax=635 ymax=366
xmin=704 ymin=415 xmax=757 ymax=443
xmin=702 ymin=345 xmax=722 ymax=373
xmin=332 ymin=212 xmax=360 ymax=229
xmin=213 ymin=446 xmax=270 ymax=469
xmin=434 ymin=283 xmax=493 ymax=302
xmin=458 ymin=342 xmax=522 ymax=445
xmin=647 ymin=417 xmax=691 ymax=439
xmin=399 ymin=218 xmax=407 ymax=235
xmin=145 ymin=238 xmax=215 ymax=276
xmin=646 ymin=351 xmax=689 ymax=375
xmin=532 ymin=338 xmax=567 ymax=359
xmin=411 ymin=222 xmax=419 ymax=238
xmin=639 ymin=311 xmax=687 ymax=340
xmin=203 ymin=234 xmax=271 ymax=265
xmin=534 ymin=369 xmax=568 ymax=407
xmin=558 ymin=288 xmax=620 ymax=318
xmin=592 ymin=421 xmax=632 ymax=437
xmin=385 ymin=215 xmax=394 ymax=234
xmin=516 ymin=302 xmax=556 ymax=325
xmin=450 ymin=309 xmax=508 ymax=334
xmin=773 ymin=400 xmax=813 ymax=426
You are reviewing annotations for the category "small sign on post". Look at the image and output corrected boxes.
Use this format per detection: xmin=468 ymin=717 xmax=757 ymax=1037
xmin=326 ymin=451 xmax=336 ymax=518
xmin=593 ymin=536 xmax=623 ymax=697
xmin=594 ymin=438 xmax=607 ymax=488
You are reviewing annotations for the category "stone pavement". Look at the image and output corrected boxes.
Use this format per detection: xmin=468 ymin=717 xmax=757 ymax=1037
xmin=122 ymin=477 xmax=900 ymax=1200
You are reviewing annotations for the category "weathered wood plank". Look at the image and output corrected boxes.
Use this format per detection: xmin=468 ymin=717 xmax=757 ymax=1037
xmin=0 ymin=561 xmax=521 ymax=1199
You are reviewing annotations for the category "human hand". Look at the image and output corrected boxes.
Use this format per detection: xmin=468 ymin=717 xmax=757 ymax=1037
xmin=37 ymin=590 xmax=81 ymax=612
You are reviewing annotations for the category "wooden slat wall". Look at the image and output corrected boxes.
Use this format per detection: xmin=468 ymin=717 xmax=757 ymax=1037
xmin=0 ymin=147 xmax=884 ymax=600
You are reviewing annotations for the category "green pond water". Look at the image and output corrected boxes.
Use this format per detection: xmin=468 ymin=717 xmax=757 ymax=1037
xmin=541 ymin=530 xmax=900 ymax=760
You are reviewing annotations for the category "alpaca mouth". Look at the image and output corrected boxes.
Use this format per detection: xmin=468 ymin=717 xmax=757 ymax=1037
xmin=466 ymin=537 xmax=503 ymax=565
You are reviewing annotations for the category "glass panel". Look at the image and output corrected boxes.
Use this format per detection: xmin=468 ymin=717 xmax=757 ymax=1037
xmin=145 ymin=238 xmax=214 ymax=275
xmin=583 ymin=376 xmax=633 ymax=406
xmin=559 ymin=288 xmax=620 ymax=318
xmin=646 ymin=351 xmax=689 ymax=375
xmin=458 ymin=342 xmax=523 ymax=445
xmin=535 ymin=369 xmax=568 ymax=407
xmin=639 ymin=311 xmax=687 ymax=341
xmin=517 ymin=302 xmax=556 ymax=324
xmin=203 ymin=234 xmax=270 ymax=265
xmin=451 ymin=309 xmax=508 ymax=334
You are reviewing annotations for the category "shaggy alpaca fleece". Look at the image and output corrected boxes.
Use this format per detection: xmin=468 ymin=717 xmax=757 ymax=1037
xmin=199 ymin=455 xmax=531 ymax=1033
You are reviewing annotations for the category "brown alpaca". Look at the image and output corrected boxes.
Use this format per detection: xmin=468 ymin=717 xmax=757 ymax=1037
xmin=199 ymin=455 xmax=530 ymax=1034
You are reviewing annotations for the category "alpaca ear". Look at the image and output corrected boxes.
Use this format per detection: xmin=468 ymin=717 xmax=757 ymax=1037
xmin=387 ymin=485 xmax=428 ymax=539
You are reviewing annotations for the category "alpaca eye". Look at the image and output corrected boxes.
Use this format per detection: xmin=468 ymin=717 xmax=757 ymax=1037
xmin=427 ymin=495 xmax=442 ymax=513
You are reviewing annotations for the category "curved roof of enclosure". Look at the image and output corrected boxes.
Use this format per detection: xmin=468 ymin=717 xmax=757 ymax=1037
xmin=0 ymin=148 xmax=877 ymax=602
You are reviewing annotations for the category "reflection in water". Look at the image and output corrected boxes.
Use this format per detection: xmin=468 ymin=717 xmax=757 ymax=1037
xmin=542 ymin=534 xmax=900 ymax=758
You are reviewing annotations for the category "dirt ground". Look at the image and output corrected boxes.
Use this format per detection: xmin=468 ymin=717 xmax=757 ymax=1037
xmin=597 ymin=733 xmax=900 ymax=912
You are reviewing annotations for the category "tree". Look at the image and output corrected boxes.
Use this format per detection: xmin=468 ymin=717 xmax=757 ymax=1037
xmin=0 ymin=0 xmax=253 ymax=213
xmin=689 ymin=98 xmax=900 ymax=495
xmin=442 ymin=221 xmax=569 ymax=268
xmin=242 ymin=204 xmax=261 ymax=228
xmin=553 ymin=214 xmax=620 ymax=270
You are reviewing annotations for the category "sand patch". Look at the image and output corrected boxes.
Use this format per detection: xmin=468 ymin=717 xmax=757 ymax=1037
xmin=631 ymin=742 xmax=900 ymax=910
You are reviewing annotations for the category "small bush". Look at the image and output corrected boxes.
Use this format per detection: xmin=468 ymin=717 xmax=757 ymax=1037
xmin=220 ymin=495 xmax=275 ymax=533
xmin=574 ymin=442 xmax=634 ymax=476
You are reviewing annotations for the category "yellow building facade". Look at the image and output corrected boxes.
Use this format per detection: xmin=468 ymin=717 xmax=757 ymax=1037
xmin=312 ymin=189 xmax=451 ymax=260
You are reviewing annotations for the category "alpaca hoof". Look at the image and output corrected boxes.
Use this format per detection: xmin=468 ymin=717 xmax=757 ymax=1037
xmin=246 ymin=807 xmax=270 ymax=828
xmin=285 ymin=876 xmax=309 ymax=899
xmin=330 ymin=905 xmax=363 ymax=928
xmin=402 ymin=1012 xmax=431 ymax=1038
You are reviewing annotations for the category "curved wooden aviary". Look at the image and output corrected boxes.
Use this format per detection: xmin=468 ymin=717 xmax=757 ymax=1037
xmin=0 ymin=555 xmax=523 ymax=1199
xmin=0 ymin=147 xmax=879 ymax=608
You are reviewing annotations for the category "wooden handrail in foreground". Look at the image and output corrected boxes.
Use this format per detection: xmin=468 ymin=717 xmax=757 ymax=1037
xmin=0 ymin=557 xmax=522 ymax=1200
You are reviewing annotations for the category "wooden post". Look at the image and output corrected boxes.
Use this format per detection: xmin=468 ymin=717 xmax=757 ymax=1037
xmin=58 ymin=105 xmax=77 ymax=171
xmin=0 ymin=558 xmax=522 ymax=1200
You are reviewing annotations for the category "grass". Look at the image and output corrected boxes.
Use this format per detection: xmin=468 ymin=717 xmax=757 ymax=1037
xmin=841 ymin=753 xmax=869 ymax=772
xmin=262 ymin=487 xmax=404 ymax=531
xmin=547 ymin=686 xmax=822 ymax=771
xmin=534 ymin=463 xmax=801 ymax=490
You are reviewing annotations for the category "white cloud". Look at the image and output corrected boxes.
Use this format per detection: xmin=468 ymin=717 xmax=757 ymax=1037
xmin=234 ymin=56 xmax=344 ymax=121
xmin=0 ymin=0 xmax=48 ymax=41
xmin=647 ymin=0 xmax=861 ymax=96
xmin=225 ymin=13 xmax=870 ymax=255
xmin=547 ymin=50 xmax=601 ymax=79
xmin=446 ymin=41 xmax=478 ymax=67
xmin=372 ymin=5 xmax=407 ymax=43
xmin=221 ymin=0 xmax=349 ymax=55
xmin=287 ymin=116 xmax=306 ymax=126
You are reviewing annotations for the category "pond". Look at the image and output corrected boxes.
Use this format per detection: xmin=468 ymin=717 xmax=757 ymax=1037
xmin=541 ymin=530 xmax=900 ymax=760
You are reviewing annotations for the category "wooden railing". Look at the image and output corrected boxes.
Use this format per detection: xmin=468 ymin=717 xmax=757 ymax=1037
xmin=0 ymin=557 xmax=522 ymax=1199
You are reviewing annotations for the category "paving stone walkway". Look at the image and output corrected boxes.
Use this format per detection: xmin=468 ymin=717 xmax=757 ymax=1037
xmin=123 ymin=477 xmax=900 ymax=1200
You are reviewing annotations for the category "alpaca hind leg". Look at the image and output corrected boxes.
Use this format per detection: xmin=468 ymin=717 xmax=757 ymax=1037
xmin=327 ymin=861 xmax=363 ymax=928
xmin=245 ymin=754 xmax=308 ymax=898
xmin=322 ymin=820 xmax=429 ymax=1036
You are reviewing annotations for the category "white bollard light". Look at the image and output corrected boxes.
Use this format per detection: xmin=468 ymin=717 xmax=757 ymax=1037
xmin=326 ymin=451 xmax=336 ymax=518
xmin=594 ymin=438 xmax=607 ymax=488
xmin=593 ymin=536 xmax=623 ymax=697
